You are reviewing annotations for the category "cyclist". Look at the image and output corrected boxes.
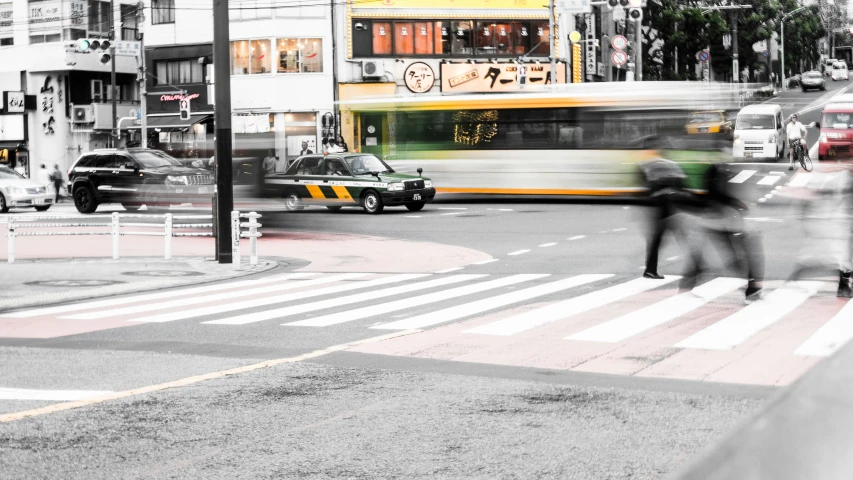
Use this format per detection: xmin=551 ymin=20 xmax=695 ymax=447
xmin=786 ymin=113 xmax=808 ymax=171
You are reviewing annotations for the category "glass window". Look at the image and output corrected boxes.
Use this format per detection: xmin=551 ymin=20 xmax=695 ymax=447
xmin=155 ymin=60 xmax=203 ymax=84
xmin=151 ymin=0 xmax=174 ymax=25
xmin=300 ymin=38 xmax=322 ymax=73
xmin=324 ymin=158 xmax=347 ymax=176
xmin=394 ymin=22 xmax=413 ymax=55
xmin=436 ymin=21 xmax=450 ymax=55
xmin=0 ymin=38 xmax=12 ymax=46
xmin=494 ymin=22 xmax=513 ymax=55
xmin=277 ymin=38 xmax=299 ymax=73
xmin=231 ymin=40 xmax=249 ymax=75
xmin=510 ymin=22 xmax=529 ymax=56
xmin=451 ymin=21 xmax=473 ymax=55
xmin=736 ymin=114 xmax=775 ymax=130
xmin=130 ymin=151 xmax=182 ymax=168
xmin=345 ymin=155 xmax=393 ymax=175
xmin=373 ymin=22 xmax=391 ymax=55
xmin=88 ymin=0 xmax=111 ymax=33
xmin=0 ymin=166 xmax=23 ymax=179
xmin=531 ymin=21 xmax=549 ymax=56
xmin=250 ymin=39 xmax=271 ymax=74
xmin=475 ymin=21 xmax=495 ymax=56
xmin=297 ymin=157 xmax=322 ymax=175
xmin=414 ymin=21 xmax=432 ymax=55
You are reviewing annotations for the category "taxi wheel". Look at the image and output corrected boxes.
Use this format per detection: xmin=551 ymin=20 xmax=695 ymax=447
xmin=0 ymin=193 xmax=8 ymax=213
xmin=326 ymin=206 xmax=342 ymax=212
xmin=405 ymin=202 xmax=426 ymax=212
xmin=362 ymin=190 xmax=384 ymax=214
xmin=284 ymin=193 xmax=304 ymax=211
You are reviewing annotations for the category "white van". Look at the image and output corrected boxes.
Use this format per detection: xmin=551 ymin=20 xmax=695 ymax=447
xmin=733 ymin=104 xmax=785 ymax=161
xmin=832 ymin=62 xmax=849 ymax=81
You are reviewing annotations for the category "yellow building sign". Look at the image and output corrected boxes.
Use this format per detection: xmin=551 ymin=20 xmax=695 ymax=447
xmin=355 ymin=0 xmax=542 ymax=9
xmin=440 ymin=62 xmax=566 ymax=93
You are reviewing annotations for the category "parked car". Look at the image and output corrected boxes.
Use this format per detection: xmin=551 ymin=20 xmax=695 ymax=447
xmin=0 ymin=166 xmax=54 ymax=213
xmin=68 ymin=148 xmax=214 ymax=213
xmin=263 ymin=153 xmax=435 ymax=214
xmin=801 ymin=71 xmax=826 ymax=91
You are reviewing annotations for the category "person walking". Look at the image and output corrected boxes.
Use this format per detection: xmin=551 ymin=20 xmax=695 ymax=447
xmin=37 ymin=163 xmax=51 ymax=187
xmin=51 ymin=164 xmax=64 ymax=203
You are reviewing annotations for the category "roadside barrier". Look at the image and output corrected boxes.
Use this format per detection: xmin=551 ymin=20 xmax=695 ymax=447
xmin=5 ymin=211 xmax=260 ymax=265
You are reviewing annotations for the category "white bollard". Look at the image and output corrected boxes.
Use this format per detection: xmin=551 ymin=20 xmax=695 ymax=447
xmin=111 ymin=212 xmax=120 ymax=260
xmin=164 ymin=213 xmax=173 ymax=260
xmin=231 ymin=210 xmax=241 ymax=269
xmin=7 ymin=217 xmax=14 ymax=264
xmin=249 ymin=212 xmax=258 ymax=266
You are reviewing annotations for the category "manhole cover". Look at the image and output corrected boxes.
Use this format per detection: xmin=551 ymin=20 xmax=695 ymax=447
xmin=122 ymin=270 xmax=205 ymax=277
xmin=26 ymin=280 xmax=125 ymax=287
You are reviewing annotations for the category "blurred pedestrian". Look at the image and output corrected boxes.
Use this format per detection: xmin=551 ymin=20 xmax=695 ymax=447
xmin=336 ymin=135 xmax=349 ymax=152
xmin=327 ymin=138 xmax=345 ymax=154
xmin=262 ymin=149 xmax=276 ymax=174
xmin=639 ymin=152 xmax=701 ymax=280
xmin=37 ymin=163 xmax=51 ymax=188
xmin=51 ymin=164 xmax=63 ymax=203
xmin=684 ymin=164 xmax=765 ymax=301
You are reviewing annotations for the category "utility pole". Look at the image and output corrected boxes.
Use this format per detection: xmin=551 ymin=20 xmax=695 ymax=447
xmin=330 ymin=0 xmax=339 ymax=137
xmin=635 ymin=15 xmax=642 ymax=81
xmin=110 ymin=0 xmax=118 ymax=146
xmin=732 ymin=9 xmax=739 ymax=83
xmin=780 ymin=6 xmax=808 ymax=91
xmin=212 ymin=0 xmax=233 ymax=263
xmin=549 ymin=0 xmax=556 ymax=83
xmin=137 ymin=1 xmax=147 ymax=148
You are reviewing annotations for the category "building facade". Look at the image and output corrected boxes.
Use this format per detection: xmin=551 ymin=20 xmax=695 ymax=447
xmin=0 ymin=0 xmax=141 ymax=178
xmin=143 ymin=0 xmax=335 ymax=172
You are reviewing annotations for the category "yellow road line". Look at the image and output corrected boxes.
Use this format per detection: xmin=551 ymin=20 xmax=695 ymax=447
xmin=0 ymin=329 xmax=421 ymax=424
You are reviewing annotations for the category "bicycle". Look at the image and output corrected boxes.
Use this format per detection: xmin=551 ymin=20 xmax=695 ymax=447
xmin=792 ymin=139 xmax=813 ymax=172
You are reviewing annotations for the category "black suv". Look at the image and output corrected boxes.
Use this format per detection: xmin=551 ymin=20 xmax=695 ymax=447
xmin=68 ymin=148 xmax=214 ymax=213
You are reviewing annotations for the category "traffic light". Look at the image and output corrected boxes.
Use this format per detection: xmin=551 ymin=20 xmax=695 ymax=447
xmin=77 ymin=38 xmax=111 ymax=64
xmin=629 ymin=8 xmax=643 ymax=21
xmin=607 ymin=0 xmax=629 ymax=8
xmin=179 ymin=98 xmax=191 ymax=121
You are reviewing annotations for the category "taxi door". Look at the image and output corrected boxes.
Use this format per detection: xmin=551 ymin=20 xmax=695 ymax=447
xmin=293 ymin=156 xmax=328 ymax=205
xmin=319 ymin=156 xmax=357 ymax=205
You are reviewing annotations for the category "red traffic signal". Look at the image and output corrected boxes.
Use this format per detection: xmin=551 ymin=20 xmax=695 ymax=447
xmin=179 ymin=99 xmax=191 ymax=120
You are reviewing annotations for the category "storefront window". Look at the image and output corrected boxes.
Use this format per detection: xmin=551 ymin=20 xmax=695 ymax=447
xmin=231 ymin=40 xmax=249 ymax=75
xmin=373 ymin=22 xmax=391 ymax=55
xmin=250 ymin=39 xmax=271 ymax=74
xmin=531 ymin=22 xmax=550 ymax=56
xmin=300 ymin=38 xmax=323 ymax=72
xmin=435 ymin=21 xmax=448 ymax=54
xmin=475 ymin=22 xmax=495 ymax=56
xmin=510 ymin=22 xmax=529 ymax=56
xmin=451 ymin=21 xmax=473 ymax=55
xmin=394 ymin=22 xmax=413 ymax=55
xmin=414 ymin=22 xmax=432 ymax=55
xmin=277 ymin=38 xmax=299 ymax=73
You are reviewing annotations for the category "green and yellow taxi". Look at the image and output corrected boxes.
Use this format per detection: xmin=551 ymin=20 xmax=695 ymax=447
xmin=263 ymin=153 xmax=436 ymax=214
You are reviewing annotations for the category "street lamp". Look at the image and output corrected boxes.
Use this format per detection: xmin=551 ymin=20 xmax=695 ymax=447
xmin=781 ymin=6 xmax=809 ymax=91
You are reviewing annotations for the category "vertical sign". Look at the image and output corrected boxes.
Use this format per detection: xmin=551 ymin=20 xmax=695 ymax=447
xmin=585 ymin=14 xmax=596 ymax=81
xmin=572 ymin=44 xmax=583 ymax=83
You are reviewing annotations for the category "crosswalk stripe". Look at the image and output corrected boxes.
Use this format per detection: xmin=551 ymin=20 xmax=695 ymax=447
xmin=129 ymin=274 xmax=430 ymax=324
xmin=728 ymin=170 xmax=756 ymax=184
xmin=285 ymin=274 xmax=549 ymax=327
xmin=62 ymin=273 xmax=371 ymax=320
xmin=675 ymin=282 xmax=821 ymax=350
xmin=463 ymin=275 xmax=680 ymax=336
xmin=757 ymin=175 xmax=782 ymax=186
xmin=204 ymin=274 xmax=472 ymax=325
xmin=372 ymin=274 xmax=613 ymax=331
xmin=0 ymin=272 xmax=320 ymax=318
xmin=794 ymin=298 xmax=853 ymax=357
xmin=565 ymin=277 xmax=746 ymax=343
xmin=788 ymin=172 xmax=811 ymax=188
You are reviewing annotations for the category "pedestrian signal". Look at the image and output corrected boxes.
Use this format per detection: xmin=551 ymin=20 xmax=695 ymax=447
xmin=629 ymin=8 xmax=643 ymax=20
xmin=179 ymin=99 xmax=191 ymax=121
xmin=76 ymin=38 xmax=112 ymax=64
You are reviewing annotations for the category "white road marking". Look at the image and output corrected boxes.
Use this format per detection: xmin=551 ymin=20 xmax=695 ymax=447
xmin=566 ymin=278 xmax=746 ymax=343
xmin=757 ymin=175 xmax=782 ymax=186
xmin=405 ymin=215 xmax=422 ymax=218
xmin=769 ymin=171 xmax=786 ymax=175
xmin=788 ymin=173 xmax=811 ymax=188
xmin=471 ymin=259 xmax=499 ymax=265
xmin=744 ymin=217 xmax=784 ymax=223
xmin=0 ymin=272 xmax=320 ymax=318
xmin=508 ymin=250 xmax=530 ymax=256
xmin=62 ymin=273 xmax=370 ymax=320
xmin=441 ymin=212 xmax=466 ymax=216
xmin=675 ymin=282 xmax=821 ymax=350
xmin=613 ymin=228 xmax=627 ymax=232
xmin=568 ymin=235 xmax=586 ymax=241
xmin=795 ymin=298 xmax=853 ymax=357
xmin=438 ymin=207 xmax=468 ymax=210
xmin=729 ymin=170 xmax=757 ymax=183
xmin=435 ymin=267 xmax=464 ymax=273
xmin=538 ymin=243 xmax=558 ymax=248
xmin=205 ymin=275 xmax=474 ymax=326
xmin=465 ymin=275 xmax=681 ymax=336
xmin=285 ymin=274 xmax=548 ymax=327
xmin=0 ymin=388 xmax=113 ymax=401
xmin=498 ymin=208 xmax=513 ymax=211
xmin=373 ymin=274 xmax=612 ymax=330
xmin=132 ymin=274 xmax=426 ymax=324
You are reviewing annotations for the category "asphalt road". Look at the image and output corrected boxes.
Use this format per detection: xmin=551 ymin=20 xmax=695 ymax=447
xmin=3 ymin=82 xmax=853 ymax=478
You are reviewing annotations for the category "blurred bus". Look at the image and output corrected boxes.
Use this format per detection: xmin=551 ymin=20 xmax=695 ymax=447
xmin=340 ymin=82 xmax=742 ymax=196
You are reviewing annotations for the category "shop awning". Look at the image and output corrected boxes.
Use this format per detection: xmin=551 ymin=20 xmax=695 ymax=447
xmin=128 ymin=114 xmax=212 ymax=129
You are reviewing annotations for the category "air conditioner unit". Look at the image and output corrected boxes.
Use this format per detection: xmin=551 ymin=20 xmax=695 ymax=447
xmin=362 ymin=60 xmax=385 ymax=80
xmin=91 ymin=79 xmax=103 ymax=102
xmin=72 ymin=105 xmax=94 ymax=123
